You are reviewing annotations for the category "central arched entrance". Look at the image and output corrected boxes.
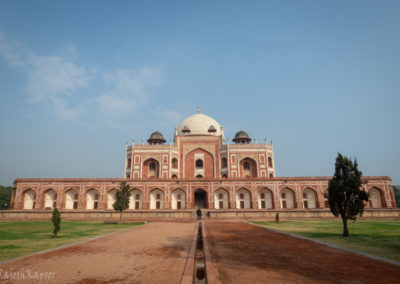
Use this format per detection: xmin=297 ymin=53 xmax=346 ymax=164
xmin=194 ymin=189 xmax=207 ymax=209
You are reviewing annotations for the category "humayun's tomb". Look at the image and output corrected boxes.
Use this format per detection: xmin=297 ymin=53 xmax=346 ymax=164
xmin=5 ymin=108 xmax=398 ymax=219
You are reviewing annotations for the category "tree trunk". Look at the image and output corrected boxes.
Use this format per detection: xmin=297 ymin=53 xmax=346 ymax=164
xmin=342 ymin=198 xmax=350 ymax=237
xmin=119 ymin=211 xmax=122 ymax=224
xmin=342 ymin=217 xmax=349 ymax=237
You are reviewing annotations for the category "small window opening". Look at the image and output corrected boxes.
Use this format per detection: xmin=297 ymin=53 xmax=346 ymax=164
xmin=196 ymin=159 xmax=203 ymax=169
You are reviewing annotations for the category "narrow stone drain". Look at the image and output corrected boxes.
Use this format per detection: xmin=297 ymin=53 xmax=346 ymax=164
xmin=194 ymin=221 xmax=207 ymax=283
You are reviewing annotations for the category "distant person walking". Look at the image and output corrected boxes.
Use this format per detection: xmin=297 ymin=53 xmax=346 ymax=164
xmin=196 ymin=208 xmax=202 ymax=220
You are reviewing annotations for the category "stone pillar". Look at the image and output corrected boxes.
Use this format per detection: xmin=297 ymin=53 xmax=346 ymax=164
xmin=79 ymin=186 xmax=85 ymax=209
xmin=10 ymin=187 xmax=16 ymax=209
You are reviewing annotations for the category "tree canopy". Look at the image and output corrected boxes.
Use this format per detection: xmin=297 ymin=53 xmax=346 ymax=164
xmin=327 ymin=153 xmax=369 ymax=236
xmin=0 ymin=185 xmax=12 ymax=209
xmin=113 ymin=181 xmax=131 ymax=223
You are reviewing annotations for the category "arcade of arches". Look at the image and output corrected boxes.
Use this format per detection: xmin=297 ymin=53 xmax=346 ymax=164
xmin=15 ymin=182 xmax=395 ymax=211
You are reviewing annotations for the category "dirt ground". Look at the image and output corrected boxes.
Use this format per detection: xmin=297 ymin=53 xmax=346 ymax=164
xmin=0 ymin=222 xmax=196 ymax=284
xmin=204 ymin=221 xmax=400 ymax=284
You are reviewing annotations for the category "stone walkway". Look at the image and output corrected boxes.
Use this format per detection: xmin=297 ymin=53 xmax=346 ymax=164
xmin=0 ymin=222 xmax=196 ymax=284
xmin=204 ymin=221 xmax=400 ymax=284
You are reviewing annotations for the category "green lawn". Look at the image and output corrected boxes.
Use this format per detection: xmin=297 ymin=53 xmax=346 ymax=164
xmin=252 ymin=219 xmax=400 ymax=262
xmin=0 ymin=221 xmax=145 ymax=262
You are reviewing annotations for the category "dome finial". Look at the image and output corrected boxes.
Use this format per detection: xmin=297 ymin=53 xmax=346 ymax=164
xmin=197 ymin=104 xmax=200 ymax=114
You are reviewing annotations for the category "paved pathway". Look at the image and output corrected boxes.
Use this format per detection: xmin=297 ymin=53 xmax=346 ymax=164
xmin=0 ymin=222 xmax=196 ymax=284
xmin=204 ymin=221 xmax=400 ymax=284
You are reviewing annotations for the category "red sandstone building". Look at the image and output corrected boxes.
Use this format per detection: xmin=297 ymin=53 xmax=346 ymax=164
xmin=9 ymin=109 xmax=397 ymax=218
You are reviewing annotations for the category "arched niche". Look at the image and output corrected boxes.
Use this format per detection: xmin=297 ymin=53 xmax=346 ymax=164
xmin=185 ymin=148 xmax=214 ymax=179
xmin=23 ymin=189 xmax=36 ymax=209
xmin=171 ymin=189 xmax=186 ymax=210
xmin=107 ymin=189 xmax=117 ymax=209
xmin=214 ymin=188 xmax=229 ymax=209
xmin=236 ymin=188 xmax=251 ymax=209
xmin=302 ymin=188 xmax=318 ymax=209
xmin=86 ymin=189 xmax=100 ymax=209
xmin=280 ymin=187 xmax=295 ymax=209
xmin=129 ymin=189 xmax=143 ymax=209
xmin=143 ymin=158 xmax=160 ymax=179
xmin=369 ymin=187 xmax=384 ymax=208
xmin=239 ymin=157 xmax=257 ymax=178
xmin=44 ymin=189 xmax=57 ymax=209
xmin=150 ymin=189 xmax=164 ymax=209
xmin=65 ymin=189 xmax=79 ymax=209
xmin=258 ymin=188 xmax=273 ymax=209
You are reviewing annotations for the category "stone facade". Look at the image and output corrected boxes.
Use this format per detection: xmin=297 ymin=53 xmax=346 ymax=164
xmin=10 ymin=176 xmax=396 ymax=211
xmin=10 ymin=110 xmax=397 ymax=214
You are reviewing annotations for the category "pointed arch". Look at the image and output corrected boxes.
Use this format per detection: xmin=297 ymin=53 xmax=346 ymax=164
xmin=23 ymin=189 xmax=36 ymax=209
xmin=280 ymin=187 xmax=295 ymax=209
xmin=107 ymin=188 xmax=118 ymax=209
xmin=194 ymin=188 xmax=208 ymax=208
xmin=129 ymin=188 xmax=143 ymax=209
xmin=43 ymin=188 xmax=57 ymax=209
xmin=149 ymin=188 xmax=164 ymax=209
xmin=214 ymin=188 xmax=229 ymax=209
xmin=171 ymin=189 xmax=186 ymax=209
xmin=258 ymin=188 xmax=273 ymax=209
xmin=185 ymin=148 xmax=215 ymax=179
xmin=239 ymin=157 xmax=257 ymax=178
xmin=143 ymin=158 xmax=160 ymax=178
xmin=369 ymin=187 xmax=385 ymax=208
xmin=236 ymin=188 xmax=252 ymax=209
xmin=86 ymin=188 xmax=100 ymax=209
xmin=302 ymin=187 xmax=318 ymax=209
xmin=65 ymin=188 xmax=79 ymax=209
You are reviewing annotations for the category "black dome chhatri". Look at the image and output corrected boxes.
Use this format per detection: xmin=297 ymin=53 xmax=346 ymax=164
xmin=234 ymin=130 xmax=249 ymax=139
xmin=233 ymin=130 xmax=252 ymax=144
xmin=148 ymin=131 xmax=166 ymax=145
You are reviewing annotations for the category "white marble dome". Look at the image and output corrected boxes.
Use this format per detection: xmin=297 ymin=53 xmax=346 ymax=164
xmin=176 ymin=113 xmax=224 ymax=137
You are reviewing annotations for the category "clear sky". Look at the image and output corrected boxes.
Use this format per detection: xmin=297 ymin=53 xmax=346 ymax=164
xmin=0 ymin=0 xmax=399 ymax=186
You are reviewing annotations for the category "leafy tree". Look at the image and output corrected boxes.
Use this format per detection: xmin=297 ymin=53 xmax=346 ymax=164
xmin=51 ymin=208 xmax=61 ymax=237
xmin=0 ymin=185 xmax=12 ymax=210
xmin=113 ymin=181 xmax=131 ymax=224
xmin=327 ymin=153 xmax=369 ymax=236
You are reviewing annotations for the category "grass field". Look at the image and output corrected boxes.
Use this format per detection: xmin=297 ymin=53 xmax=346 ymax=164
xmin=0 ymin=221 xmax=145 ymax=262
xmin=252 ymin=219 xmax=400 ymax=262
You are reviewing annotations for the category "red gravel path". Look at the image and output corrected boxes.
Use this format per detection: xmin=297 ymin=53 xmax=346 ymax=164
xmin=204 ymin=221 xmax=400 ymax=284
xmin=0 ymin=222 xmax=195 ymax=284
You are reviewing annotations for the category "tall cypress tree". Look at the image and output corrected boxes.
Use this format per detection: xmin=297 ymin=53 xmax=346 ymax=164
xmin=327 ymin=153 xmax=369 ymax=236
xmin=51 ymin=207 xmax=61 ymax=237
xmin=113 ymin=181 xmax=131 ymax=224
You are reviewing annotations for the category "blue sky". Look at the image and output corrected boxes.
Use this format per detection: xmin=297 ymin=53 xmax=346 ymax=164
xmin=0 ymin=0 xmax=399 ymax=186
